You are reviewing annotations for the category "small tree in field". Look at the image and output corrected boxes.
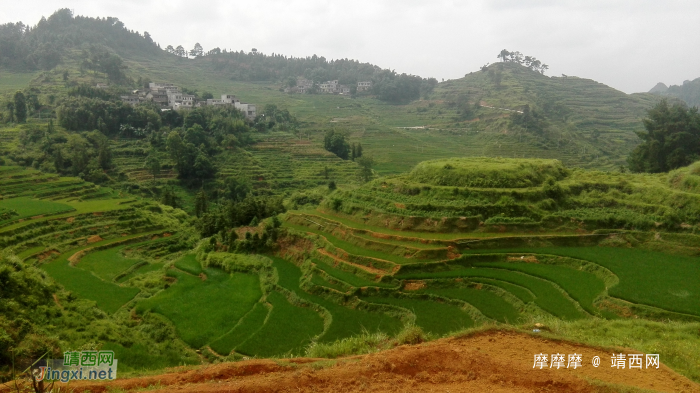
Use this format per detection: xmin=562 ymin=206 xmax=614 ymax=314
xmin=144 ymin=149 xmax=161 ymax=181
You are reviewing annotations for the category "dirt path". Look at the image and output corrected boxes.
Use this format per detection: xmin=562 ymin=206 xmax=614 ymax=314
xmin=51 ymin=330 xmax=697 ymax=393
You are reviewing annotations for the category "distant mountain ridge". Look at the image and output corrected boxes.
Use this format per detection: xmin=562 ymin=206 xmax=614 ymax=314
xmin=649 ymin=78 xmax=700 ymax=107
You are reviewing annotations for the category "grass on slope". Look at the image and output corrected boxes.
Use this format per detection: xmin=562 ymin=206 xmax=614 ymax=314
xmin=173 ymin=253 xmax=202 ymax=275
xmin=270 ymin=256 xmax=403 ymax=342
xmin=116 ymin=262 xmax=164 ymax=283
xmin=419 ymin=286 xmax=521 ymax=323
xmin=362 ymin=295 xmax=473 ymax=335
xmin=235 ymin=290 xmax=324 ymax=357
xmin=136 ymin=268 xmax=262 ymax=348
xmin=310 ymin=273 xmax=348 ymax=292
xmin=398 ymin=267 xmax=586 ymax=320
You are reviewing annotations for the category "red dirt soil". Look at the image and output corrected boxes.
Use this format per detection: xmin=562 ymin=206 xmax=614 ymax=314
xmin=38 ymin=331 xmax=699 ymax=393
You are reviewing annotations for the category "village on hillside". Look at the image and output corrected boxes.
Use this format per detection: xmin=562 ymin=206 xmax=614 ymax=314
xmin=117 ymin=83 xmax=257 ymax=119
xmin=284 ymin=78 xmax=372 ymax=94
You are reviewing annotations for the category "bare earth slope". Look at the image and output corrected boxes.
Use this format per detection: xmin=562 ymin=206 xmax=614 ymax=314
xmin=56 ymin=331 xmax=698 ymax=393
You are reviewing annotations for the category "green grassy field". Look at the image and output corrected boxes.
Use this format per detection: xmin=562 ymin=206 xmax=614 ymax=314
xmin=136 ymin=268 xmax=262 ymax=348
xmin=0 ymin=71 xmax=38 ymax=94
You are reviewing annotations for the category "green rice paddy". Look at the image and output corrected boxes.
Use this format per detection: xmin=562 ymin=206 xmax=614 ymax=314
xmin=234 ymin=290 xmax=324 ymax=357
xmin=136 ymin=268 xmax=262 ymax=348
xmin=361 ymin=295 xmax=473 ymax=335
xmin=418 ymin=285 xmax=521 ymax=323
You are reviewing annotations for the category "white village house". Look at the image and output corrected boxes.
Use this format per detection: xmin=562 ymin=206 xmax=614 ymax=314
xmin=118 ymin=83 xmax=257 ymax=119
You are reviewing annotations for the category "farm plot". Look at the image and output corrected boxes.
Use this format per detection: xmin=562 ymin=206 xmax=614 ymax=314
xmin=285 ymin=223 xmax=420 ymax=264
xmin=209 ymin=302 xmax=270 ymax=355
xmin=471 ymin=261 xmax=606 ymax=315
xmin=417 ymin=284 xmax=522 ymax=323
xmin=397 ymin=267 xmax=587 ymax=320
xmin=235 ymin=291 xmax=324 ymax=357
xmin=311 ymin=259 xmax=397 ymax=288
xmin=270 ymin=256 xmax=403 ymax=343
xmin=361 ymin=295 xmax=474 ymax=335
xmin=77 ymin=244 xmax=146 ymax=281
xmin=0 ymin=197 xmax=74 ymax=223
xmin=482 ymin=247 xmax=700 ymax=317
xmin=136 ymin=267 xmax=262 ymax=349
xmin=41 ymin=237 xmax=155 ymax=313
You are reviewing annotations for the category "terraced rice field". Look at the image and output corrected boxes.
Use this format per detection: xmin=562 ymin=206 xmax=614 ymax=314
xmin=280 ymin=208 xmax=700 ymax=331
xmin=0 ymin=167 xmax=179 ymax=314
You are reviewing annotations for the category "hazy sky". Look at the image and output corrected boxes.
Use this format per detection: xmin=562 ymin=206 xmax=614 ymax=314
xmin=3 ymin=0 xmax=699 ymax=94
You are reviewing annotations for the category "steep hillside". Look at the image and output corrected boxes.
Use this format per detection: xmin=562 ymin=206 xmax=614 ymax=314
xmin=428 ymin=62 xmax=665 ymax=169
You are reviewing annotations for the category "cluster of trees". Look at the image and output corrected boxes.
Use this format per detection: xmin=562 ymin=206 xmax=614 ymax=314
xmin=372 ymin=71 xmax=438 ymax=103
xmin=79 ymin=45 xmax=127 ymax=83
xmin=497 ymin=49 xmax=549 ymax=74
xmin=165 ymin=127 xmax=216 ymax=181
xmin=196 ymin=194 xmax=286 ymax=239
xmin=509 ymin=104 xmax=548 ymax=135
xmin=11 ymin=121 xmax=113 ymax=182
xmin=323 ymin=130 xmax=363 ymax=160
xmin=3 ymin=89 xmax=43 ymax=124
xmin=628 ymin=100 xmax=700 ymax=173
xmin=165 ymin=43 xmax=204 ymax=58
xmin=0 ymin=9 xmax=159 ymax=70
xmin=57 ymin=97 xmax=162 ymax=136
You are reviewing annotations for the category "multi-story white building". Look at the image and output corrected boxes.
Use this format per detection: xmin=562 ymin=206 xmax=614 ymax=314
xmin=357 ymin=81 xmax=372 ymax=91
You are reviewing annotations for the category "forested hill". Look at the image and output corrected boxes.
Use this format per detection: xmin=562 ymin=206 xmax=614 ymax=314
xmin=0 ymin=9 xmax=161 ymax=71
xmin=649 ymin=77 xmax=700 ymax=108
xmin=0 ymin=9 xmax=436 ymax=104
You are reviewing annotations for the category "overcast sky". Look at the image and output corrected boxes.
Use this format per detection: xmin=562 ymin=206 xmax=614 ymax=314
xmin=3 ymin=0 xmax=699 ymax=93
